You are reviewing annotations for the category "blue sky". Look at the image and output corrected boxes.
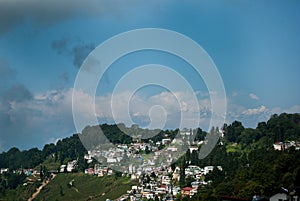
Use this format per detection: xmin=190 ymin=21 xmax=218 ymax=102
xmin=0 ymin=0 xmax=300 ymax=151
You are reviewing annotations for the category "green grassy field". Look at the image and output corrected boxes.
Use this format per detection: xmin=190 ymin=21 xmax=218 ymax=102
xmin=225 ymin=143 xmax=242 ymax=153
xmin=35 ymin=173 xmax=134 ymax=201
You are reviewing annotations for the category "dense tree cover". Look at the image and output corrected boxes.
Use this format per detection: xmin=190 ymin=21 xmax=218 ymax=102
xmin=0 ymin=147 xmax=42 ymax=170
xmin=81 ymin=123 xmax=181 ymax=150
xmin=101 ymin=123 xmax=133 ymax=144
xmin=56 ymin=134 xmax=86 ymax=165
xmin=0 ymin=134 xmax=86 ymax=169
xmin=185 ymin=113 xmax=300 ymax=201
xmin=0 ymin=134 xmax=87 ymax=193
xmin=265 ymin=113 xmax=300 ymax=142
xmin=101 ymin=123 xmax=179 ymax=144
xmin=1 ymin=171 xmax=26 ymax=190
xmin=194 ymin=128 xmax=207 ymax=141
xmin=0 ymin=169 xmax=27 ymax=196
xmin=224 ymin=113 xmax=300 ymax=145
xmin=188 ymin=147 xmax=300 ymax=200
xmin=0 ymin=125 xmax=181 ymax=170
xmin=223 ymin=120 xmax=245 ymax=143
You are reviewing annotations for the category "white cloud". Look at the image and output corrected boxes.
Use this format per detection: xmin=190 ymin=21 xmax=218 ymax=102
xmin=5 ymin=85 xmax=299 ymax=150
xmin=0 ymin=88 xmax=77 ymax=149
xmin=249 ymin=93 xmax=259 ymax=100
xmin=92 ymin=90 xmax=205 ymax=130
xmin=242 ymin=105 xmax=266 ymax=115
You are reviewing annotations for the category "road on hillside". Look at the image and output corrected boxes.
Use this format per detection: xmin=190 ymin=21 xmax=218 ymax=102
xmin=28 ymin=173 xmax=56 ymax=201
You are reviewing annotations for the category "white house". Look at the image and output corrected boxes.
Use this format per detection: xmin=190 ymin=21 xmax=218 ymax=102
xmin=107 ymin=157 xmax=117 ymax=163
xmin=161 ymin=175 xmax=171 ymax=185
xmin=204 ymin=166 xmax=214 ymax=175
xmin=167 ymin=146 xmax=178 ymax=152
xmin=60 ymin=165 xmax=66 ymax=172
xmin=191 ymin=181 xmax=200 ymax=189
xmin=172 ymin=186 xmax=181 ymax=196
xmin=0 ymin=168 xmax=9 ymax=174
xmin=162 ymin=138 xmax=171 ymax=145
xmin=67 ymin=160 xmax=77 ymax=172
xmin=189 ymin=146 xmax=198 ymax=153
xmin=273 ymin=142 xmax=284 ymax=151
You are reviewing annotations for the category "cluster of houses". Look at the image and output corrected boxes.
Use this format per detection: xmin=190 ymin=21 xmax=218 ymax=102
xmin=84 ymin=164 xmax=113 ymax=176
xmin=80 ymin=130 xmax=300 ymax=201
xmin=79 ymin=130 xmax=223 ymax=200
xmin=113 ymin=163 xmax=221 ymax=201
xmin=83 ymin=130 xmax=204 ymax=171
xmin=0 ymin=167 xmax=47 ymax=187
xmin=0 ymin=167 xmax=38 ymax=176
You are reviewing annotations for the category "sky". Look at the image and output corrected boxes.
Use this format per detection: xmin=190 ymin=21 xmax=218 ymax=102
xmin=0 ymin=0 xmax=300 ymax=151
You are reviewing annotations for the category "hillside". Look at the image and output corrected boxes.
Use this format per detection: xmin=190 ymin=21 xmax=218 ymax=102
xmin=35 ymin=173 xmax=134 ymax=201
xmin=186 ymin=113 xmax=300 ymax=200
xmin=0 ymin=113 xmax=299 ymax=200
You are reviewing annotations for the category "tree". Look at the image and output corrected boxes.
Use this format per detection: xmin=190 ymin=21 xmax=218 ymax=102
xmin=186 ymin=149 xmax=191 ymax=164
xmin=179 ymin=156 xmax=186 ymax=187
xmin=6 ymin=171 xmax=26 ymax=189
xmin=59 ymin=185 xmax=64 ymax=196
xmin=237 ymin=128 xmax=259 ymax=145
xmin=205 ymin=166 xmax=224 ymax=184
xmin=171 ymin=163 xmax=176 ymax=172
xmin=77 ymin=157 xmax=88 ymax=172
xmin=150 ymin=172 xmax=157 ymax=179
xmin=224 ymin=121 xmax=244 ymax=142
xmin=42 ymin=143 xmax=56 ymax=159
xmin=0 ymin=178 xmax=6 ymax=195
xmin=145 ymin=146 xmax=150 ymax=154
xmin=190 ymin=150 xmax=198 ymax=165
xmin=40 ymin=165 xmax=44 ymax=181
xmin=194 ymin=128 xmax=206 ymax=141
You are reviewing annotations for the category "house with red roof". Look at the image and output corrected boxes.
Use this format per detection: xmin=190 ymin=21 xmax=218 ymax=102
xmin=181 ymin=187 xmax=197 ymax=197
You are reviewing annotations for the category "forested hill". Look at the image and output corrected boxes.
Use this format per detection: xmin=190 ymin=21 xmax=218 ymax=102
xmin=0 ymin=124 xmax=182 ymax=170
xmin=0 ymin=113 xmax=299 ymax=171
xmin=0 ymin=113 xmax=299 ymax=200
xmin=190 ymin=113 xmax=300 ymax=200
xmin=0 ymin=134 xmax=86 ymax=170
xmin=223 ymin=113 xmax=300 ymax=148
xmin=0 ymin=124 xmax=175 ymax=170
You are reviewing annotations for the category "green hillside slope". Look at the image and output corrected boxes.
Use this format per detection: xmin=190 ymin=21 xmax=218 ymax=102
xmin=35 ymin=173 xmax=134 ymax=201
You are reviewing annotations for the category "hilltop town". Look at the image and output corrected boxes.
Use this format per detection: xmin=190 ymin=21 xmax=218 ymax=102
xmin=1 ymin=113 xmax=300 ymax=201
